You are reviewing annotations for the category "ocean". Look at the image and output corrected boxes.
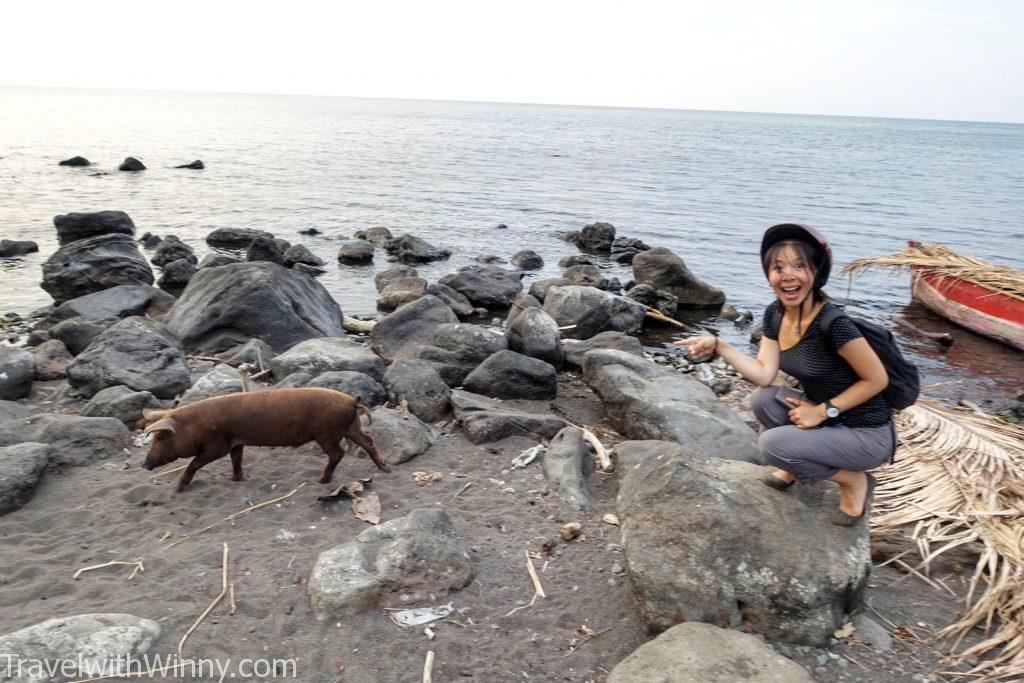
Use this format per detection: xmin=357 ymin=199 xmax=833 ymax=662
xmin=1 ymin=86 xmax=1022 ymax=402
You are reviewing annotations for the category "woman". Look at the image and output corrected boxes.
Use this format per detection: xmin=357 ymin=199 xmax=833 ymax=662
xmin=675 ymin=223 xmax=895 ymax=525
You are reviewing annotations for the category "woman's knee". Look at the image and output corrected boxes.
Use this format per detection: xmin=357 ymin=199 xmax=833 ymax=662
xmin=750 ymin=386 xmax=785 ymax=427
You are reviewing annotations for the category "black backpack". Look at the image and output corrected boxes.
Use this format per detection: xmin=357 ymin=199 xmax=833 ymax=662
xmin=771 ymin=304 xmax=920 ymax=410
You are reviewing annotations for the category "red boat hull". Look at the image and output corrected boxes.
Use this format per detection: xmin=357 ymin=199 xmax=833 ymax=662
xmin=911 ymin=267 xmax=1024 ymax=351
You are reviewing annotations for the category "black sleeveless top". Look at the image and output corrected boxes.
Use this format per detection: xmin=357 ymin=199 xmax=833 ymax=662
xmin=763 ymin=300 xmax=892 ymax=428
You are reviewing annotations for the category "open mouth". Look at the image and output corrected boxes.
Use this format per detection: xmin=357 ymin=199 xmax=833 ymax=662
xmin=779 ymin=284 xmax=803 ymax=299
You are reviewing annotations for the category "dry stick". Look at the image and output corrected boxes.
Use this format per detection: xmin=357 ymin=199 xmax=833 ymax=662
xmin=343 ymin=315 xmax=377 ymax=333
xmin=524 ymin=550 xmax=546 ymax=598
xmin=250 ymin=367 xmax=273 ymax=381
xmin=178 ymin=543 xmax=229 ymax=659
xmin=164 ymin=482 xmax=306 ymax=549
xmin=148 ymin=464 xmax=187 ymax=481
xmin=641 ymin=305 xmax=691 ymax=330
xmin=239 ymin=365 xmax=252 ymax=393
xmin=558 ymin=418 xmax=613 ymax=471
xmin=566 ymin=627 xmax=613 ymax=655
xmin=73 ymin=559 xmax=144 ymax=580
xmin=228 ymin=581 xmax=237 ymax=615
xmin=422 ymin=650 xmax=435 ymax=683
xmin=451 ymin=482 xmax=473 ymax=500
xmin=866 ymin=598 xmax=900 ymax=630
xmin=256 ymin=347 xmax=265 ymax=374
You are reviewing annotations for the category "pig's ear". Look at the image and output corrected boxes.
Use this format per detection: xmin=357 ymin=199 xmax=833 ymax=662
xmin=144 ymin=418 xmax=177 ymax=435
xmin=142 ymin=408 xmax=169 ymax=421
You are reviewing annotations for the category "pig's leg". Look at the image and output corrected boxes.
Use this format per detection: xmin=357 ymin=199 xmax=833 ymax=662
xmin=229 ymin=445 xmax=244 ymax=481
xmin=346 ymin=428 xmax=391 ymax=473
xmin=315 ymin=439 xmax=345 ymax=484
xmin=178 ymin=442 xmax=231 ymax=491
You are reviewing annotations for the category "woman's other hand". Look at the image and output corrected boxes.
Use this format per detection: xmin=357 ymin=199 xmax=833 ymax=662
xmin=786 ymin=398 xmax=827 ymax=429
xmin=673 ymin=335 xmax=716 ymax=356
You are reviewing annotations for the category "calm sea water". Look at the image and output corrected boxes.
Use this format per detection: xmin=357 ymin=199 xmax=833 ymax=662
xmin=2 ymin=87 xmax=1022 ymax=401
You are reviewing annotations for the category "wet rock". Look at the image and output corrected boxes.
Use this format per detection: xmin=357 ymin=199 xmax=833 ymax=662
xmin=563 ymin=264 xmax=615 ymax=290
xmin=81 ymin=385 xmax=164 ymax=425
xmin=196 ymin=253 xmax=238 ymax=269
xmin=338 ymin=240 xmax=375 ymax=264
xmin=510 ymin=249 xmax=544 ymax=270
xmin=632 ymin=247 xmax=725 ymax=308
xmin=59 ymin=155 xmax=91 ymax=167
xmin=561 ymin=331 xmax=644 ymax=372
xmin=626 ymin=284 xmax=679 ymax=317
xmin=374 ymin=265 xmax=419 ymax=291
xmin=383 ymin=360 xmax=451 ymax=422
xmin=610 ymin=249 xmax=639 ymax=264
xmin=450 ymin=390 xmax=565 ymax=444
xmin=29 ymin=339 xmax=73 ymax=380
xmin=270 ymin=337 xmax=384 ymax=382
xmin=151 ymin=237 xmax=197 ymax=267
xmin=506 ymin=307 xmax=563 ymax=367
xmin=377 ymin=277 xmax=427 ymax=310
xmin=612 ymin=236 xmax=651 ymax=252
xmin=370 ymin=295 xmax=458 ymax=362
xmin=246 ymin=235 xmax=285 ymax=264
xmin=353 ymin=227 xmax=393 ymax=247
xmin=571 ymin=221 xmax=616 ymax=252
xmin=205 ymin=227 xmax=275 ymax=248
xmin=463 ymin=350 xmax=557 ymax=400
xmin=44 ymin=285 xmax=175 ymax=325
xmin=558 ymin=255 xmax=596 ymax=268
xmin=0 ymin=239 xmax=39 ymax=257
xmin=283 ymin=244 xmax=324 ymax=268
xmin=0 ymin=413 xmax=130 ymax=468
xmin=298 ymin=227 xmax=321 ymax=236
xmin=177 ymin=364 xmax=246 ymax=405
xmin=384 ymin=234 xmax=451 ymax=262
xmin=42 ymin=234 xmax=154 ymax=304
xmin=345 ymin=406 xmax=436 ymax=464
xmin=0 ymin=442 xmax=51 ymax=515
xmin=426 ymin=283 xmax=474 ymax=318
xmin=0 ymin=347 xmax=35 ymax=399
xmin=528 ymin=277 xmax=571 ymax=302
xmin=308 ymin=371 xmax=386 ymax=407
xmin=53 ymin=211 xmax=136 ymax=246
xmin=438 ymin=267 xmax=523 ymax=308
xmin=720 ymin=303 xmax=741 ymax=321
xmin=293 ymin=263 xmax=326 ymax=276
xmin=218 ymin=339 xmax=277 ymax=368
xmin=750 ymin=321 xmax=764 ymax=344
xmin=543 ymin=427 xmax=593 ymax=510
xmin=118 ymin=157 xmax=146 ymax=171
xmin=175 ymin=159 xmax=204 ymax=169
xmin=157 ymin=258 xmax=198 ymax=290
xmin=475 ymin=255 xmax=506 ymax=264
xmin=139 ymin=232 xmax=162 ymax=249
xmin=0 ymin=614 xmax=160 ymax=671
xmin=543 ymin=285 xmax=645 ymax=340
xmin=505 ymin=292 xmax=542 ymax=327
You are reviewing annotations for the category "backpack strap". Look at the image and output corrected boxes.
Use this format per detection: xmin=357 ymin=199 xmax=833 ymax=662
xmin=816 ymin=304 xmax=846 ymax=351
xmin=768 ymin=301 xmax=783 ymax=338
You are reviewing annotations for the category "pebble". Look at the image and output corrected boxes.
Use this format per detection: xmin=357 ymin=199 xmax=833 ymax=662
xmin=606 ymin=579 xmax=616 ymax=586
xmin=610 ymin=562 xmax=624 ymax=574
xmin=816 ymin=654 xmax=829 ymax=666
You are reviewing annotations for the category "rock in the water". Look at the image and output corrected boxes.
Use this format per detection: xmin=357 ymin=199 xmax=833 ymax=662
xmin=583 ymin=349 xmax=758 ymax=461
xmin=463 ymin=350 xmax=557 ymax=399
xmin=558 ymin=254 xmax=595 ymax=268
xmin=81 ymin=385 xmax=164 ymax=425
xmin=572 ymin=221 xmax=616 ymax=252
xmin=48 ymin=316 xmax=120 ymax=356
xmin=0 ymin=239 xmax=39 ymax=257
xmin=425 ymin=283 xmax=474 ymax=318
xmin=218 ymin=338 xmax=277 ymax=368
xmin=377 ymin=277 xmax=427 ymax=310
xmin=374 ymin=265 xmax=419 ymax=291
xmin=66 ymin=316 xmax=191 ymax=400
xmin=510 ymin=249 xmax=544 ymax=270
xmin=0 ymin=347 xmax=36 ymax=399
xmin=615 ymin=441 xmax=870 ymax=644
xmin=307 ymin=371 xmax=386 ymax=407
xmin=309 ymin=508 xmax=472 ymax=617
xmin=53 ymin=210 xmax=136 ymax=245
xmin=283 ymin=244 xmax=324 ymax=268
xmin=345 ymin=406 xmax=436 ymax=464
xmin=561 ymin=331 xmax=643 ymax=371
xmin=633 ymin=247 xmax=726 ymax=308
xmin=44 ymin=285 xmax=175 ymax=325
xmin=338 ymin=240 xmax=375 ymax=264
xmin=177 ymin=364 xmax=246 ymax=405
xmin=205 ymin=227 xmax=275 ymax=248
xmin=197 ymin=253 xmax=240 ymax=270
xmin=505 ymin=292 xmax=542 ymax=327
xmin=164 ymin=262 xmax=344 ymax=354
xmin=118 ymin=157 xmax=146 ymax=171
xmin=41 ymin=233 xmax=154 ymax=304
xmin=139 ymin=232 xmax=162 ymax=249
xmin=59 ymin=155 xmax=91 ymax=167
xmin=438 ymin=267 xmax=523 ymax=308
xmin=354 ymin=227 xmax=393 ymax=247
xmin=157 ymin=258 xmax=198 ymax=290
xmin=626 ymin=283 xmax=679 ymax=317
xmin=246 ymin=235 xmax=285 ymax=264
xmin=29 ymin=339 xmax=73 ymax=380
xmin=563 ymin=264 xmax=616 ymax=290
xmin=384 ymin=234 xmax=451 ymax=262
xmin=175 ymin=159 xmax=204 ymax=169
xmin=370 ymin=295 xmax=458 ymax=362
xmin=270 ymin=337 xmax=383 ymax=383
xmin=450 ymin=390 xmax=565 ymax=444
xmin=383 ymin=360 xmax=451 ymax=422
xmin=151 ymin=237 xmax=197 ymax=267
xmin=0 ymin=413 xmax=130 ymax=468
xmin=506 ymin=306 xmax=563 ymax=367
xmin=475 ymin=255 xmax=506 ymax=264
xmin=543 ymin=427 xmax=593 ymax=510
xmin=542 ymin=285 xmax=644 ymax=340
xmin=293 ymin=263 xmax=326 ymax=276
xmin=0 ymin=443 xmax=52 ymax=515
xmin=607 ymin=622 xmax=812 ymax=682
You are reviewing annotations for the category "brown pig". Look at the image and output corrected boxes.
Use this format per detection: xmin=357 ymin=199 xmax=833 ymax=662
xmin=141 ymin=387 xmax=389 ymax=491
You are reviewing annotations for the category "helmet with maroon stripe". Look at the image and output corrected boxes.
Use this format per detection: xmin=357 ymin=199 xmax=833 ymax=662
xmin=760 ymin=223 xmax=832 ymax=289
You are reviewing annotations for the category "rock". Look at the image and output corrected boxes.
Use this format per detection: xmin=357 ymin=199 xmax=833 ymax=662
xmin=59 ymin=155 xmax=91 ymax=166
xmin=377 ymin=277 xmax=427 ymax=310
xmin=217 ymin=339 xmax=277 ymax=368
xmin=0 ymin=613 xmax=160 ymax=675
xmin=383 ymin=360 xmax=451 ymax=422
xmin=206 ymin=227 xmax=275 ymax=248
xmin=66 ymin=316 xmax=191 ymax=400
xmin=345 ymin=406 xmax=436 ymax=464
xmin=611 ymin=249 xmax=639 ymax=264
xmin=274 ymin=372 xmax=313 ymax=389
xmin=626 ymin=284 xmax=679 ymax=317
xmin=308 ymin=371 xmax=386 ymax=407
xmin=475 ymin=255 xmax=506 ymax=264
xmin=558 ymin=254 xmax=596 ymax=268
xmin=29 ymin=339 xmax=73 ymax=380
xmin=0 ymin=413 xmax=130 ymax=468
xmin=612 ymin=236 xmax=651 ymax=252
xmin=607 ymin=622 xmax=812 ymax=682
xmin=53 ymin=211 xmax=136 ymax=245
xmin=293 ymin=263 xmax=326 ymax=276
xmin=44 ymin=285 xmax=175 ymax=325
xmin=175 ymin=159 xmax=204 ymax=169
xmin=506 ymin=307 xmax=563 ymax=367
xmin=720 ymin=303 xmax=741 ymax=321
xmin=527 ymin=277 xmax=570 ymax=302
xmin=713 ymin=379 xmax=732 ymax=396
xmin=151 ymin=237 xmax=197 ymax=267
xmin=463 ymin=350 xmax=557 ymax=400
xmin=510 ymin=249 xmax=544 ymax=269
xmin=450 ymin=390 xmax=565 ymax=444
xmin=309 ymin=508 xmax=472 ymax=617
xmin=750 ymin=321 xmax=764 ymax=344
xmin=505 ymin=292 xmax=542 ymax=327
xmin=370 ymin=295 xmax=458 ymax=362
xmin=0 ymin=400 xmax=34 ymax=423
xmin=583 ymin=350 xmax=758 ymax=461
xmin=26 ymin=330 xmax=50 ymax=346
xmin=270 ymin=337 xmax=384 ymax=382
xmin=542 ymin=285 xmax=645 ymax=340
xmin=615 ymin=441 xmax=870 ymax=643
xmin=0 ymin=239 xmax=39 ymax=257
xmin=338 ymin=240 xmax=375 ymax=264
xmin=0 ymin=443 xmax=51 ymax=515
xmin=157 ymin=258 xmax=198 ymax=290
xmin=298 ymin=228 xmax=321 ymax=236
xmin=139 ymin=232 xmax=162 ymax=249
xmin=563 ymin=264 xmax=615 ymax=290
xmin=852 ymin=614 xmax=893 ymax=651
xmin=414 ymin=323 xmax=510 ymax=385
xmin=375 ymin=265 xmax=419 ymax=291
xmin=283 ymin=244 xmax=324 ymax=268
xmin=48 ymin=316 xmax=120 ymax=356
xmin=543 ymin=427 xmax=593 ymax=510
xmin=246 ymin=235 xmax=285 ymax=264
xmin=164 ymin=262 xmax=344 ymax=354
xmin=118 ymin=156 xmax=146 ymax=171
xmin=572 ymin=221 xmax=616 ymax=252
xmin=41 ymin=233 xmax=154 ymax=304
xmin=384 ymin=235 xmax=451 ymax=262
xmin=177 ymin=364 xmax=246 ymax=405
xmin=425 ymin=283 xmax=474 ymax=318
xmin=632 ymin=247 xmax=726 ymax=308
xmin=0 ymin=347 xmax=35 ymax=399
xmin=561 ymin=331 xmax=644 ymax=371
xmin=353 ymin=227 xmax=393 ymax=247
xmin=438 ymin=267 xmax=523 ymax=308
xmin=81 ymin=385 xmax=164 ymax=425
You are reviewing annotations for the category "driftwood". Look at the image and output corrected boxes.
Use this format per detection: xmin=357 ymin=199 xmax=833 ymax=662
xmin=178 ymin=543 xmax=229 ymax=658
xmin=73 ymin=559 xmax=144 ymax=580
xmin=422 ymin=651 xmax=435 ymax=683
xmin=343 ymin=315 xmax=377 ymax=333
xmin=164 ymin=483 xmax=307 ymax=549
xmin=558 ymin=418 xmax=613 ymax=471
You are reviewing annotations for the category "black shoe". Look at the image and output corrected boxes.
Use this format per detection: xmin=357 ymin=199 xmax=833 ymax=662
xmin=761 ymin=473 xmax=796 ymax=491
xmin=832 ymin=473 xmax=877 ymax=527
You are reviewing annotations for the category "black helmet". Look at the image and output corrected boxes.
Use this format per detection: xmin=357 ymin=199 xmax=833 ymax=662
xmin=760 ymin=223 xmax=832 ymax=289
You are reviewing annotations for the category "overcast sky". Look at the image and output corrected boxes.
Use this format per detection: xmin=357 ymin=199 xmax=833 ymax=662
xmin=2 ymin=0 xmax=1022 ymax=123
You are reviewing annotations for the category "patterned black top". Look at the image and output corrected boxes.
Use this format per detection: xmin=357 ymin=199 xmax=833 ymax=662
xmin=763 ymin=300 xmax=892 ymax=428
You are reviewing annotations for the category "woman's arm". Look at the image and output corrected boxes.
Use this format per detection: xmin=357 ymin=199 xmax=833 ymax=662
xmin=786 ymin=337 xmax=889 ymax=428
xmin=675 ymin=335 xmax=780 ymax=388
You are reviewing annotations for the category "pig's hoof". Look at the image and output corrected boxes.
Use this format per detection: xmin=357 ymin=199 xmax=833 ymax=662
xmin=378 ymin=463 xmax=392 ymax=473
xmin=231 ymin=475 xmax=244 ymax=482
xmin=317 ymin=474 xmax=331 ymax=484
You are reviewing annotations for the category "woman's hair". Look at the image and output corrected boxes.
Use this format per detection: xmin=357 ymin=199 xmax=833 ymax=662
xmin=761 ymin=239 xmax=828 ymax=304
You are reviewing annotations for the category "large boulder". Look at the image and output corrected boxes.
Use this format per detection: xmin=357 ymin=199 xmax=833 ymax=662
xmin=156 ymin=258 xmax=197 ymax=290
xmin=528 ymin=277 xmax=571 ymax=302
xmin=29 ymin=339 xmax=73 ymax=380
xmin=354 ymin=227 xmax=393 ymax=247
xmin=543 ymin=427 xmax=593 ymax=510
xmin=307 ymin=371 xmax=386 ymax=407
xmin=607 ymin=622 xmax=812 ymax=682
xmin=615 ymin=441 xmax=870 ymax=644
xmin=438 ymin=267 xmax=523 ymax=308
xmin=118 ymin=156 xmax=146 ymax=171
xmin=0 ymin=240 xmax=39 ymax=257
xmin=412 ymin=323 xmax=508 ymax=386
xmin=369 ymin=295 xmax=458 ymax=362
xmin=632 ymin=247 xmax=725 ymax=308
xmin=338 ymin=240 xmax=375 ymax=264
xmin=0 ymin=413 xmax=130 ymax=468
xmin=48 ymin=316 xmax=120 ymax=356
xmin=383 ymin=360 xmax=451 ymax=423
xmin=283 ymin=244 xmax=324 ymax=268
xmin=151 ymin=237 xmax=197 ymax=267
xmin=81 ymin=386 xmax=164 ymax=425
xmin=463 ymin=350 xmax=557 ymax=400
xmin=450 ymin=390 xmax=565 ymax=444
xmin=53 ymin=210 xmax=136 ymax=245
xmin=345 ymin=406 xmax=436 ymax=464
xmin=561 ymin=331 xmax=643 ymax=372
xmin=44 ymin=285 xmax=175 ymax=325
xmin=626 ymin=283 xmax=678 ymax=317
xmin=510 ymin=249 xmax=543 ymax=270
xmin=176 ymin=364 xmax=246 ymax=406
xmin=245 ymin=235 xmax=285 ymax=264
xmin=376 ymin=277 xmax=427 ymax=310
xmin=59 ymin=155 xmax=91 ymax=167
xmin=572 ymin=221 xmax=615 ymax=252
xmin=506 ymin=307 xmax=563 ymax=367
xmin=0 ymin=347 xmax=35 ymax=400
xmin=206 ymin=227 xmax=275 ymax=248
xmin=384 ymin=235 xmax=451 ymax=262
xmin=582 ymin=349 xmax=758 ymax=462
xmin=41 ymin=234 xmax=154 ymax=304
xmin=505 ymin=292 xmax=542 ymax=327
xmin=542 ymin=285 xmax=644 ymax=340
xmin=270 ymin=337 xmax=384 ymax=382
xmin=374 ymin=265 xmax=418 ymax=291
xmin=163 ymin=262 xmax=344 ymax=354
xmin=563 ymin=264 xmax=616 ymax=290
xmin=425 ymin=283 xmax=474 ymax=318
xmin=66 ymin=317 xmax=191 ymax=400
xmin=309 ymin=508 xmax=473 ymax=617
xmin=0 ymin=443 xmax=52 ymax=515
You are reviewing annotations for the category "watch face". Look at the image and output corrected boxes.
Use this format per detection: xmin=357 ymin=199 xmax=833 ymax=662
xmin=826 ymin=406 xmax=840 ymax=418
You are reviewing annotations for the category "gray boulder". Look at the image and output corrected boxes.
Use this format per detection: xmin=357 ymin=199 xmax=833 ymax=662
xmin=438 ymin=266 xmax=523 ymax=308
xmin=177 ymin=364 xmax=246 ymax=405
xmin=274 ymin=372 xmax=313 ymax=389
xmin=0 ymin=443 xmax=52 ymax=515
xmin=0 ymin=413 xmax=130 ymax=468
xmin=163 ymin=262 xmax=344 ymax=354
xmin=561 ymin=331 xmax=644 ymax=372
xmin=528 ymin=277 xmax=570 ymax=302
xmin=206 ymin=227 xmax=275 ymax=248
xmin=558 ymin=254 xmax=596 ymax=268
xmin=542 ymin=285 xmax=645 ymax=340
xmin=510 ymin=249 xmax=544 ymax=269
xmin=283 ymin=244 xmax=325 ymax=267
xmin=412 ymin=323 xmax=508 ymax=386
xmin=41 ymin=234 xmax=154 ymax=304
xmin=246 ymin=235 xmax=285 ymax=264
xmin=218 ymin=339 xmax=277 ymax=368
xmin=270 ymin=337 xmax=384 ymax=382
xmin=506 ymin=307 xmax=563 ymax=367
xmin=0 ymin=240 xmax=39 ymax=257
xmin=615 ymin=441 xmax=870 ymax=644
xmin=0 ymin=347 xmax=35 ymax=399
xmin=632 ymin=247 xmax=726 ymax=308
xmin=505 ymin=292 xmax=542 ymax=327
xmin=81 ymin=386 xmax=164 ymax=425
xmin=572 ymin=221 xmax=615 ymax=252
xmin=543 ymin=427 xmax=593 ymax=510
xmin=309 ymin=508 xmax=473 ymax=617
xmin=463 ymin=350 xmax=557 ymax=400
xmin=563 ymin=264 xmax=616 ymax=290
xmin=29 ymin=339 xmax=72 ymax=380
xmin=48 ymin=316 xmax=120 ymax=356
xmin=118 ymin=156 xmax=146 ymax=171
xmin=53 ymin=210 xmax=136 ymax=245
xmin=338 ymin=240 xmax=375 ymax=264
xmin=377 ymin=277 xmax=427 ymax=310
xmin=151 ymin=237 xmax=197 ymax=267
xmin=354 ymin=227 xmax=393 ymax=247
xmin=383 ymin=360 xmax=451 ymax=422
xmin=626 ymin=283 xmax=679 ymax=317
xmin=370 ymin=295 xmax=458 ymax=362
xmin=607 ymin=622 xmax=812 ymax=682
xmin=157 ymin=258 xmax=197 ymax=290
xmin=307 ymin=371 xmax=386 ymax=407
xmin=450 ymin=390 xmax=565 ymax=444
xmin=59 ymin=155 xmax=91 ymax=167
xmin=175 ymin=159 xmax=204 ymax=169
xmin=384 ymin=234 xmax=451 ymax=262
xmin=44 ymin=285 xmax=175 ymax=325
xmin=197 ymin=253 xmax=241 ymax=269
xmin=374 ymin=265 xmax=418 ymax=291
xmin=425 ymin=283 xmax=474 ymax=318
xmin=582 ymin=349 xmax=758 ymax=462
xmin=345 ymin=406 xmax=436 ymax=464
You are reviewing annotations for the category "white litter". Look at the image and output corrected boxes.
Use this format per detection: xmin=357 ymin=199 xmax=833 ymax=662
xmin=390 ymin=602 xmax=455 ymax=627
xmin=511 ymin=444 xmax=545 ymax=469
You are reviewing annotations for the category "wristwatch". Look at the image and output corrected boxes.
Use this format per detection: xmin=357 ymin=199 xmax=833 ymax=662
xmin=824 ymin=400 xmax=840 ymax=419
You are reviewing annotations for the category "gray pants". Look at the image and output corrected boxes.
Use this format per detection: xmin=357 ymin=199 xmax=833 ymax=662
xmin=751 ymin=386 xmax=895 ymax=483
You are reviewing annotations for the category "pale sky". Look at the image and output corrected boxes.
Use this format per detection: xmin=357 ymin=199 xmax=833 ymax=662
xmin=2 ymin=0 xmax=1022 ymax=123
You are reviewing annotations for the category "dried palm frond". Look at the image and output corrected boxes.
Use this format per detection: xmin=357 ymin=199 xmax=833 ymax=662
xmin=872 ymin=398 xmax=1024 ymax=680
xmin=843 ymin=242 xmax=1024 ymax=302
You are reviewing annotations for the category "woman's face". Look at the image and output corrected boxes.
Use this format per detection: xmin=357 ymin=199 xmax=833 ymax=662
xmin=767 ymin=244 xmax=815 ymax=306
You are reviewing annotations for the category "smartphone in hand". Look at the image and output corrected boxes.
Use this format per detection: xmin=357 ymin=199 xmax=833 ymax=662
xmin=774 ymin=385 xmax=806 ymax=409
